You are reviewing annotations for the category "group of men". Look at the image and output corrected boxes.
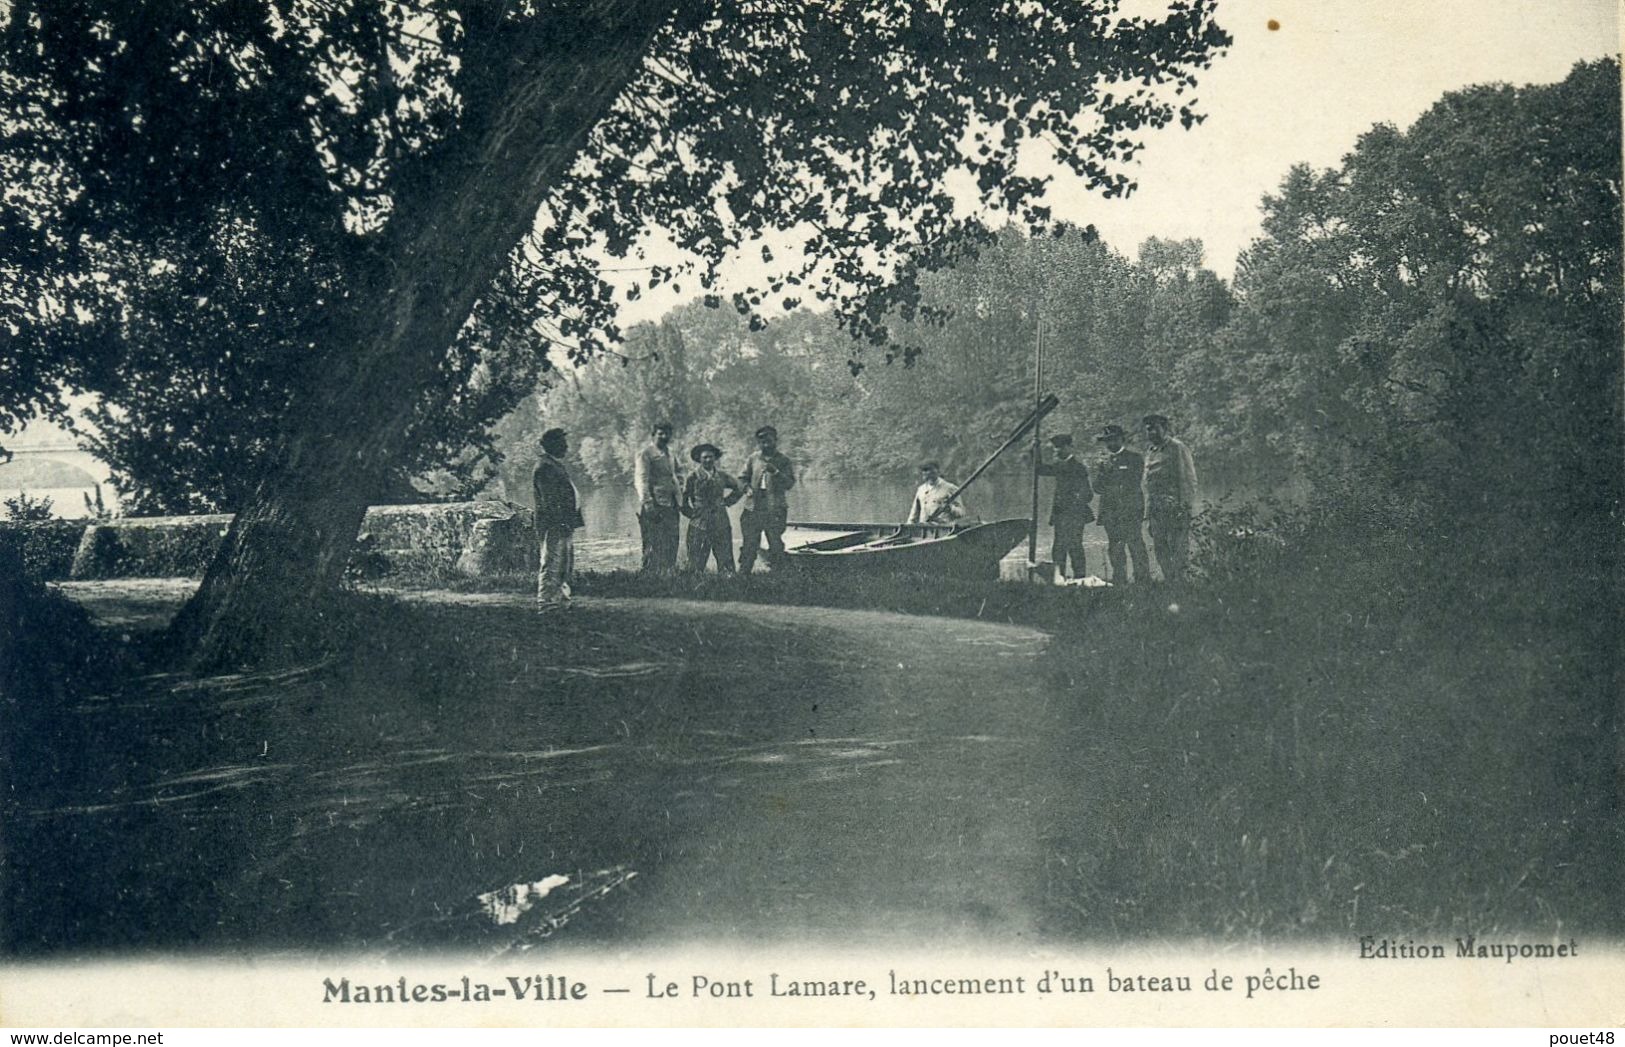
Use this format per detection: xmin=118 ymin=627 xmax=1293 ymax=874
xmin=531 ymin=422 xmax=794 ymax=610
xmin=1032 ymin=413 xmax=1199 ymax=585
xmin=529 ymin=411 xmax=1198 ymax=610
xmin=630 ymin=421 xmax=795 ymax=577
xmin=911 ymin=413 xmax=1198 ymax=585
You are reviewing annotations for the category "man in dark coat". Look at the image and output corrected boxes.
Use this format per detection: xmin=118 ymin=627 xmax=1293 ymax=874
xmin=1034 ymin=433 xmax=1093 ymax=579
xmin=532 ymin=427 xmax=584 ymax=611
xmin=1094 ymin=424 xmax=1150 ymax=585
xmin=738 ymin=424 xmax=796 ymax=573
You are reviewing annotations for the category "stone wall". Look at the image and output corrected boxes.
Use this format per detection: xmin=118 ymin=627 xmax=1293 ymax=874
xmin=0 ymin=502 xmax=538 ymax=583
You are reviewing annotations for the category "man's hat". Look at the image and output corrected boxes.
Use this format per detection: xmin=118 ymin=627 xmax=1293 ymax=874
xmin=1096 ymin=424 xmax=1126 ymax=442
xmin=651 ymin=421 xmax=673 ymax=434
xmin=919 ymin=460 xmax=941 ymax=472
xmin=540 ymin=427 xmax=568 ymax=447
xmin=1049 ymin=434 xmax=1074 ymax=447
xmin=690 ymin=443 xmax=723 ymax=462
xmin=1143 ymin=413 xmax=1171 ymax=428
xmin=754 ymin=425 xmax=778 ymax=439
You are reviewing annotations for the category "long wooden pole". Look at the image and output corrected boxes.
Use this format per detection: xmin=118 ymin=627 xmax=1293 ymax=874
xmin=925 ymin=393 xmax=1058 ymax=522
xmin=1028 ymin=315 xmax=1043 ymax=563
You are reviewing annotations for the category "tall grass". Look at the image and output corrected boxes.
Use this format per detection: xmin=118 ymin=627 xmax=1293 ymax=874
xmin=1034 ymin=499 xmax=1622 ymax=940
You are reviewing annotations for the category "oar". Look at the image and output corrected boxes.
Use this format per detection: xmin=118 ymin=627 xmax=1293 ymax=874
xmin=926 ymin=394 xmax=1060 ymax=523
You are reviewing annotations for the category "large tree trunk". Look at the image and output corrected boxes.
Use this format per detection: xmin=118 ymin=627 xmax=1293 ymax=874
xmin=168 ymin=1 xmax=682 ymax=667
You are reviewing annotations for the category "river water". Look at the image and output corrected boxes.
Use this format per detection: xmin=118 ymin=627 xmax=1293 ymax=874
xmin=551 ymin=473 xmax=1118 ymax=574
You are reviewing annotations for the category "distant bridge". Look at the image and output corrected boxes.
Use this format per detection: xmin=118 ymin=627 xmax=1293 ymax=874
xmin=0 ymin=421 xmax=120 ymax=518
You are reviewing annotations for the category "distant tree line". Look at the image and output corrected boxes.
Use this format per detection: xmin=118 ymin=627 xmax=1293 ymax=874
xmin=499 ymin=230 xmax=1235 ymax=489
xmin=503 ymin=56 xmax=1621 ymax=580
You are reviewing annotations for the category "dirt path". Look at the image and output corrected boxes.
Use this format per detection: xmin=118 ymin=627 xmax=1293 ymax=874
xmin=396 ymin=589 xmax=1057 ymax=946
xmin=21 ymin=580 xmax=1070 ymax=953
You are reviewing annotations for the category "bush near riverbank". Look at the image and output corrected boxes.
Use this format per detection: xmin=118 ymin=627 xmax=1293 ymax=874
xmin=1034 ymin=505 xmax=1622 ymax=941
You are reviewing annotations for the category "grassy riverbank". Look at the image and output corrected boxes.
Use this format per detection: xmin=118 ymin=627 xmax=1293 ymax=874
xmin=5 ymin=526 xmax=1618 ymax=949
xmin=1032 ymin=537 xmax=1623 ymax=940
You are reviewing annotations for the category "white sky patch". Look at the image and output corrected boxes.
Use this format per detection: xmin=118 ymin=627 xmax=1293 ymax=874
xmin=605 ymin=0 xmax=1616 ymax=330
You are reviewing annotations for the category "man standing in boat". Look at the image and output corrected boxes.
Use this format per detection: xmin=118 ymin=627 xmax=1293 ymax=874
xmin=682 ymin=442 xmax=744 ymax=573
xmin=1143 ymin=413 xmax=1199 ymax=582
xmin=1093 ymin=423 xmax=1150 ymax=585
xmin=1033 ymin=434 xmax=1092 ymax=579
xmin=532 ymin=427 xmax=584 ymax=613
xmin=909 ymin=461 xmax=974 ymax=524
xmin=634 ymin=421 xmax=682 ymax=574
xmin=738 ymin=424 xmax=796 ymax=574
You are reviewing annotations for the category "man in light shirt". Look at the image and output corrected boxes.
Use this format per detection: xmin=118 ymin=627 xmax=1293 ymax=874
xmin=1143 ymin=413 xmax=1199 ymax=582
xmin=738 ymin=424 xmax=796 ymax=573
xmin=633 ymin=421 xmax=682 ymax=573
xmin=908 ymin=461 xmax=973 ymax=524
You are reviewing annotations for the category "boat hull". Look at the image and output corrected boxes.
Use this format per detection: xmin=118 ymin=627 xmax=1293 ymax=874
xmin=782 ymin=518 xmax=1031 ymax=581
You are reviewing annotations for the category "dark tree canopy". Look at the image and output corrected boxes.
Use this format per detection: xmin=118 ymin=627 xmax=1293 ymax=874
xmin=1203 ymin=58 xmax=1621 ymax=578
xmin=2 ymin=1 xmax=1228 ymax=469
xmin=1 ymin=1 xmax=1230 ymax=661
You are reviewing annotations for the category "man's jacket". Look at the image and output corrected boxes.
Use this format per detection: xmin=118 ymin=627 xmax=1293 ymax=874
xmin=1036 ymin=455 xmax=1093 ymax=524
xmin=533 ymin=454 xmax=584 ymax=531
xmin=1094 ymin=448 xmax=1146 ymax=528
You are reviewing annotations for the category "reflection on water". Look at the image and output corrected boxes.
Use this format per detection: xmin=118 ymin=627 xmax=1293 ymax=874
xmin=479 ymin=874 xmax=571 ymax=925
xmin=565 ymin=472 xmax=1233 ymax=574
xmin=569 ymin=475 xmax=1045 ymax=571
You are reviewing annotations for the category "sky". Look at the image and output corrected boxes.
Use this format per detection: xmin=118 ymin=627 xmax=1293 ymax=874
xmin=1072 ymin=0 xmax=1620 ymax=276
xmin=619 ymin=0 xmax=1619 ymax=325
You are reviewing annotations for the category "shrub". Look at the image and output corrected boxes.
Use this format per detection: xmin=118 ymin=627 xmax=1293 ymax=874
xmin=2 ymin=491 xmax=55 ymax=522
xmin=0 ymin=520 xmax=88 ymax=581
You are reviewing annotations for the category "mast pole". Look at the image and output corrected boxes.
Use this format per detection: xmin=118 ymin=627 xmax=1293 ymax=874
xmin=925 ymin=393 xmax=1057 ymax=522
xmin=1028 ymin=314 xmax=1043 ymax=564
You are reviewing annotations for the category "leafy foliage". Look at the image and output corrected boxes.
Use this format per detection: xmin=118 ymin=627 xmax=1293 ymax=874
xmin=1205 ymin=58 xmax=1621 ymax=580
xmin=1 ymin=1 xmax=1230 ymax=515
xmin=0 ymin=519 xmax=84 ymax=579
xmin=507 ymin=225 xmax=1234 ymax=488
xmin=2 ymin=491 xmax=55 ymax=521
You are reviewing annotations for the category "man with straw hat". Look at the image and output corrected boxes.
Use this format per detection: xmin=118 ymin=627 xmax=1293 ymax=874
xmin=682 ymin=442 xmax=744 ymax=573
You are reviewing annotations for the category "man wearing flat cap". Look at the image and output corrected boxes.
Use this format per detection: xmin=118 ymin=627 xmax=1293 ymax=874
xmin=1142 ymin=413 xmax=1199 ymax=582
xmin=1093 ymin=423 xmax=1150 ymax=585
xmin=682 ymin=443 xmax=744 ymax=573
xmin=1034 ymin=433 xmax=1093 ymax=579
xmin=634 ymin=421 xmax=683 ymax=574
xmin=737 ymin=424 xmax=796 ymax=574
xmin=532 ymin=427 xmax=584 ymax=612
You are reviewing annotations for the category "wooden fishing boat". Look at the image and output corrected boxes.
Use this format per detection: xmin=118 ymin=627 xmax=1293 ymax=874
xmin=783 ymin=518 xmax=1032 ymax=580
xmin=776 ymin=393 xmax=1061 ymax=582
